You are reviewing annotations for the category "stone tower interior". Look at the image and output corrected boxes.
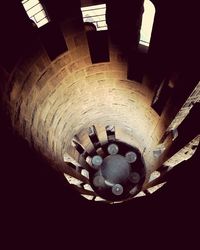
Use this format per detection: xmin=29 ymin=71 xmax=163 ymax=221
xmin=1 ymin=0 xmax=199 ymax=246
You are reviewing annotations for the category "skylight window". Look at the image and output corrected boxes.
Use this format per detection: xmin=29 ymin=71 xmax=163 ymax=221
xmin=140 ymin=0 xmax=155 ymax=46
xmin=81 ymin=4 xmax=107 ymax=31
xmin=21 ymin=0 xmax=49 ymax=28
xmin=81 ymin=1 xmax=155 ymax=46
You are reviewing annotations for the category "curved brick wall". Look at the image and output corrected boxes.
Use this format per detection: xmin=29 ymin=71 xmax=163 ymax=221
xmin=3 ymin=17 xmax=166 ymax=183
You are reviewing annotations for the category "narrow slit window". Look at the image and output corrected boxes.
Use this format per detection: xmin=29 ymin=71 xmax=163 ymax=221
xmin=81 ymin=4 xmax=107 ymax=31
xmin=140 ymin=0 xmax=155 ymax=46
xmin=21 ymin=0 xmax=50 ymax=28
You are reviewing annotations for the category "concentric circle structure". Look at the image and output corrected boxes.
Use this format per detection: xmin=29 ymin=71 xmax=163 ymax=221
xmin=112 ymin=184 xmax=124 ymax=196
xmin=125 ymin=151 xmax=137 ymax=163
xmin=2 ymin=4 xmax=199 ymax=205
xmin=73 ymin=129 xmax=146 ymax=202
xmin=0 ymin=14 xmax=165 ymax=203
xmin=102 ymin=154 xmax=130 ymax=183
xmin=90 ymin=140 xmax=145 ymax=201
xmin=91 ymin=155 xmax=103 ymax=169
xmin=107 ymin=144 xmax=119 ymax=155
xmin=129 ymin=172 xmax=140 ymax=184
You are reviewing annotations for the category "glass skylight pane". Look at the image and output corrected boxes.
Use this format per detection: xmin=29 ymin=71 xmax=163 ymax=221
xmin=81 ymin=4 xmax=106 ymax=11
xmin=34 ymin=10 xmax=46 ymax=22
xmin=81 ymin=4 xmax=107 ymax=31
xmin=26 ymin=3 xmax=42 ymax=17
xmin=82 ymin=8 xmax=106 ymax=18
xmin=22 ymin=0 xmax=49 ymax=28
xmin=97 ymin=27 xmax=107 ymax=31
xmin=22 ymin=0 xmax=39 ymax=11
xmin=37 ymin=18 xmax=49 ymax=28
xmin=85 ymin=15 xmax=105 ymax=22
xmin=97 ymin=20 xmax=106 ymax=27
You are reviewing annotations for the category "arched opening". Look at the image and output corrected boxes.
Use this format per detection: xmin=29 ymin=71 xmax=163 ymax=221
xmin=140 ymin=0 xmax=155 ymax=46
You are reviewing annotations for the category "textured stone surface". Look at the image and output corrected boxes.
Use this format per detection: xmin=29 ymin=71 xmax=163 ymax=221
xmin=2 ymin=15 xmax=189 ymax=188
xmin=164 ymin=135 xmax=200 ymax=168
xmin=167 ymin=81 xmax=200 ymax=131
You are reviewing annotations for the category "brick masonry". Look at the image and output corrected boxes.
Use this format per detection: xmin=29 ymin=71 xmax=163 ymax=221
xmin=1 ymin=16 xmax=192 ymax=187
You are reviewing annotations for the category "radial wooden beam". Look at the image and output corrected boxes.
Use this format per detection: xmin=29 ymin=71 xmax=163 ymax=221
xmin=142 ymin=174 xmax=167 ymax=191
xmin=71 ymin=185 xmax=97 ymax=196
xmin=63 ymin=163 xmax=90 ymax=185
